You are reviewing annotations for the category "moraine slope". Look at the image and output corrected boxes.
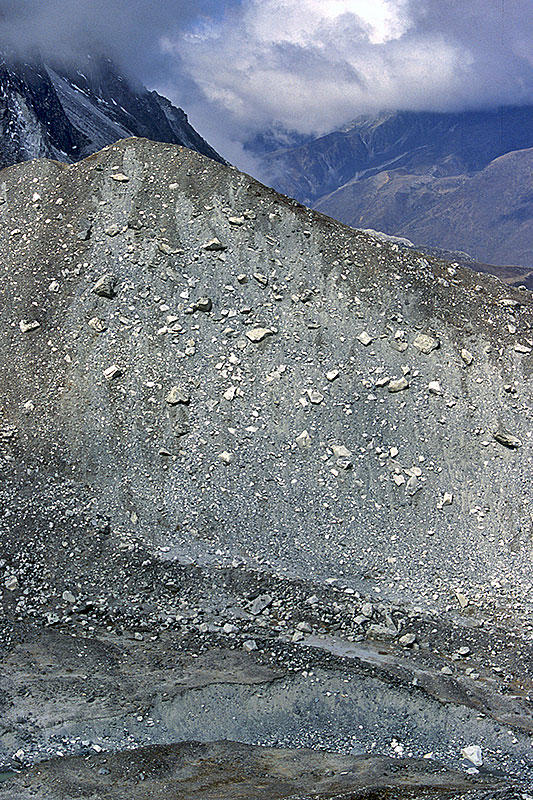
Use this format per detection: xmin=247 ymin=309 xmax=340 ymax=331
xmin=0 ymin=138 xmax=533 ymax=795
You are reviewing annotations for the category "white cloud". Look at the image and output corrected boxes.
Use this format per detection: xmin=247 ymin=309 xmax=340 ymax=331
xmin=160 ymin=0 xmax=533 ymax=162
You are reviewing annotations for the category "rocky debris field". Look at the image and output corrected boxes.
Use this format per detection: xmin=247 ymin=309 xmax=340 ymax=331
xmin=1 ymin=138 xmax=533 ymax=797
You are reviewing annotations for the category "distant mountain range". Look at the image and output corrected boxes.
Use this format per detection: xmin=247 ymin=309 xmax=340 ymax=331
xmin=251 ymin=108 xmax=533 ymax=269
xmin=0 ymin=51 xmax=224 ymax=169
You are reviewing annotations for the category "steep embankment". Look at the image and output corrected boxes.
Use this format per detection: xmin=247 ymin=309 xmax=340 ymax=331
xmin=0 ymin=138 xmax=532 ymax=796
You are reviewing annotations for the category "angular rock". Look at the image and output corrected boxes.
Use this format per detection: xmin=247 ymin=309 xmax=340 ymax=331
xmin=195 ymin=297 xmax=213 ymax=312
xmin=461 ymin=348 xmax=474 ymax=365
xmin=246 ymin=327 xmax=274 ymax=343
xmin=249 ymin=594 xmax=273 ymax=615
xmin=388 ymin=377 xmax=409 ymax=393
xmin=166 ymin=387 xmax=190 ymax=405
xmin=104 ymin=365 xmax=122 ymax=380
xmin=202 ymin=238 xmax=226 ymax=252
xmin=413 ymin=334 xmax=439 ymax=354
xmin=493 ymin=431 xmax=521 ymax=449
xmin=357 ymin=331 xmax=373 ymax=346
xmin=19 ymin=320 xmax=40 ymax=333
xmin=92 ymin=275 xmax=116 ymax=299
xmin=295 ymin=430 xmax=312 ymax=448
xmin=88 ymin=317 xmax=107 ymax=333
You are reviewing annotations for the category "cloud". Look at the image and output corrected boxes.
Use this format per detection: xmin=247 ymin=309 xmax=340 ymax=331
xmin=159 ymin=0 xmax=533 ymax=161
xmin=2 ymin=0 xmax=533 ymax=168
xmin=0 ymin=0 xmax=223 ymax=84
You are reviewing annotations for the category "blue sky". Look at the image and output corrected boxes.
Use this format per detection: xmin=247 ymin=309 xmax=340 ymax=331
xmin=2 ymin=1 xmax=533 ymax=165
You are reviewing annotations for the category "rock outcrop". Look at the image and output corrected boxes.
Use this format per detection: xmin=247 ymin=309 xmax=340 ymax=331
xmin=0 ymin=52 xmax=224 ymax=170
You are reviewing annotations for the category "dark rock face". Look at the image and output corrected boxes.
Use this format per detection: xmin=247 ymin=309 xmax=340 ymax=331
xmin=0 ymin=52 xmax=224 ymax=170
xmin=254 ymin=107 xmax=533 ymax=268
xmin=1 ymin=138 xmax=533 ymax=794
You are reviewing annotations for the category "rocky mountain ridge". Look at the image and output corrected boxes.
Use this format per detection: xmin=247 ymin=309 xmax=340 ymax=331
xmin=254 ymin=107 xmax=533 ymax=268
xmin=1 ymin=137 xmax=533 ymax=797
xmin=0 ymin=51 xmax=224 ymax=169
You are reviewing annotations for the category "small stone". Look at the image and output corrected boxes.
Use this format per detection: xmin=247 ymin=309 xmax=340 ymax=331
xmin=461 ymin=348 xmax=474 ymax=365
xmin=413 ymin=333 xmax=439 ymax=354
xmin=203 ymin=238 xmax=226 ymax=252
xmin=337 ymin=458 xmax=352 ymax=470
xmin=442 ymin=492 xmax=453 ymax=506
xmin=62 ymin=590 xmax=76 ymax=603
xmin=428 ymin=380 xmax=443 ymax=395
xmin=223 ymin=623 xmax=239 ymax=634
xmin=493 ymin=430 xmax=521 ymax=449
xmin=296 ymin=621 xmax=312 ymax=633
xmin=461 ymin=745 xmax=483 ymax=766
xmin=332 ymin=445 xmax=352 ymax=460
xmin=388 ymin=377 xmax=409 ymax=393
xmin=458 ymin=646 xmax=471 ymax=656
xmin=514 ymin=343 xmax=532 ymax=354
xmin=165 ymin=387 xmax=190 ymax=405
xmin=104 ymin=365 xmax=122 ymax=380
xmin=228 ymin=216 xmax=245 ymax=226
xmin=110 ymin=173 xmax=129 ymax=182
xmin=361 ymin=602 xmax=373 ymax=618
xmin=406 ymin=475 xmax=420 ymax=495
xmin=367 ymin=623 xmax=397 ymax=640
xmin=105 ymin=223 xmax=121 ymax=237
xmin=246 ymin=327 xmax=274 ymax=343
xmin=92 ymin=274 xmax=116 ymax=298
xmin=220 ymin=383 xmax=236 ymax=402
xmin=399 ymin=633 xmax=417 ymax=647
xmin=195 ymin=297 xmax=213 ymax=312
xmin=295 ymin=430 xmax=312 ymax=448
xmin=218 ymin=451 xmax=233 ymax=464
xmin=357 ymin=331 xmax=373 ymax=346
xmin=237 ymin=274 xmax=248 ymax=283
xmin=19 ymin=319 xmax=40 ymax=333
xmin=306 ymin=389 xmax=324 ymax=405
xmin=249 ymin=594 xmax=272 ymax=615
xmin=243 ymin=639 xmax=258 ymax=652
xmin=390 ymin=447 xmax=399 ymax=458
xmin=5 ymin=575 xmax=19 ymax=591
xmin=253 ymin=272 xmax=268 ymax=286
xmin=326 ymin=369 xmax=339 ymax=381
xmin=455 ymin=591 xmax=468 ymax=609
xmin=88 ymin=317 xmax=107 ymax=333
xmin=134 ymin=632 xmax=144 ymax=641
xmin=441 ymin=666 xmax=453 ymax=675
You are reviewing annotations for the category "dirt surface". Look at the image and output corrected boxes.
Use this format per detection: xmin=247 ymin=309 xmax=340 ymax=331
xmin=0 ymin=741 xmax=512 ymax=800
xmin=1 ymin=138 xmax=533 ymax=795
